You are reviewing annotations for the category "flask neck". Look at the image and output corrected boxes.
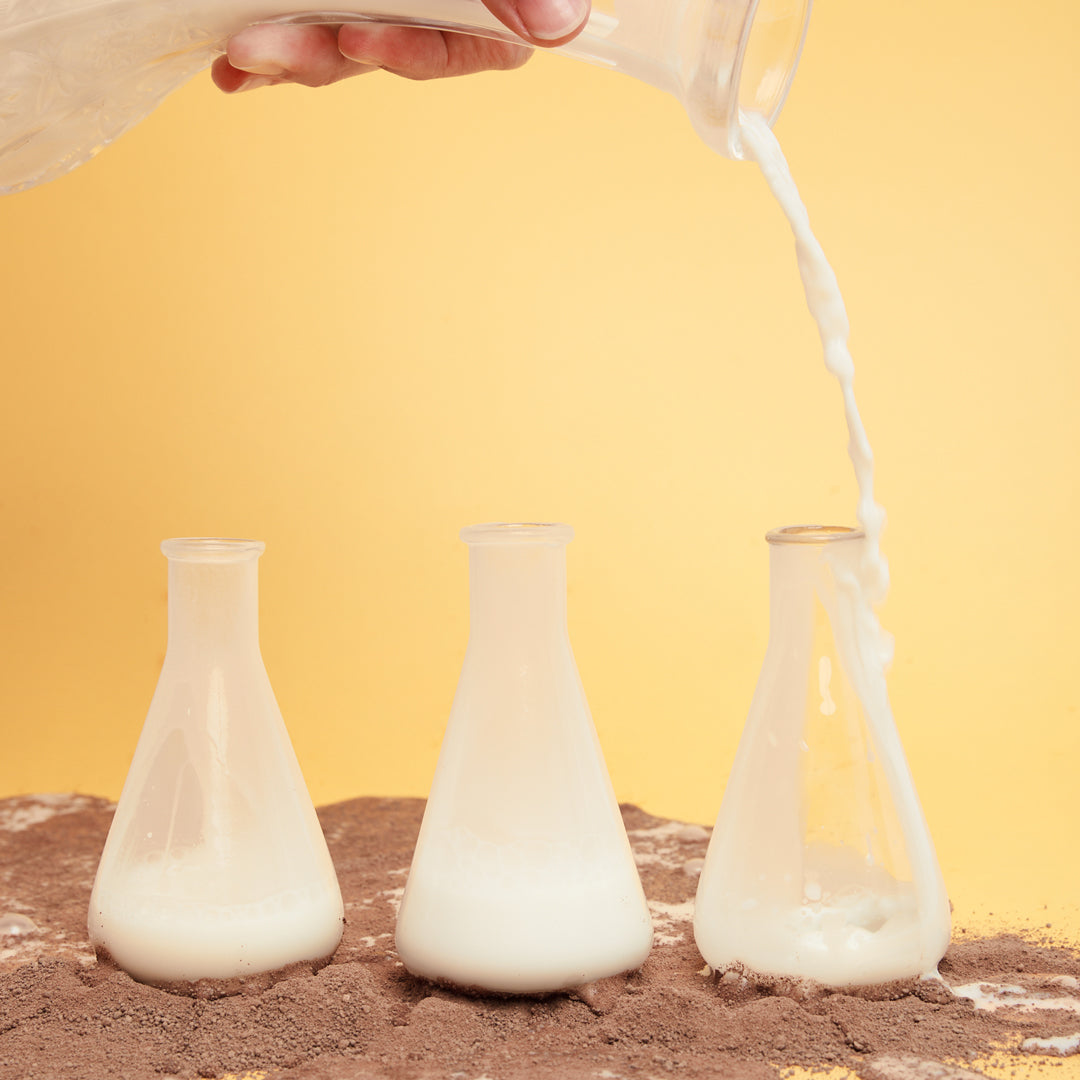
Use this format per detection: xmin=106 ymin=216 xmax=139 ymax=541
xmin=162 ymin=540 xmax=263 ymax=658
xmin=766 ymin=525 xmax=863 ymax=624
xmin=466 ymin=543 xmax=569 ymax=644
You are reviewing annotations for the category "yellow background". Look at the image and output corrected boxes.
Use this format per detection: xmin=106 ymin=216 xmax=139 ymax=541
xmin=0 ymin=0 xmax=1077 ymax=949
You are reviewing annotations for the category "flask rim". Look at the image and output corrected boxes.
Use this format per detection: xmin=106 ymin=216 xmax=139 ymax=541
xmin=765 ymin=524 xmax=864 ymax=545
xmin=160 ymin=537 xmax=266 ymax=561
xmin=460 ymin=522 xmax=574 ymax=546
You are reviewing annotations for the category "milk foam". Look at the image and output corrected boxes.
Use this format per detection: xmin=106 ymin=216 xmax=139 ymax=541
xmin=718 ymin=900 xmax=923 ymax=986
xmin=698 ymin=859 xmax=924 ymax=986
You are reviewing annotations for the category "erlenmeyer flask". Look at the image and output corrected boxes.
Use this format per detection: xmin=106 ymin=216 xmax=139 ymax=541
xmin=0 ymin=0 xmax=811 ymax=193
xmin=694 ymin=526 xmax=950 ymax=986
xmin=88 ymin=538 xmax=344 ymax=987
xmin=395 ymin=522 xmax=653 ymax=993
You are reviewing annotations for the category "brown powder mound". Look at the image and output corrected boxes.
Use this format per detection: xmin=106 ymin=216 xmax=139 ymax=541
xmin=1 ymin=795 xmax=1078 ymax=1080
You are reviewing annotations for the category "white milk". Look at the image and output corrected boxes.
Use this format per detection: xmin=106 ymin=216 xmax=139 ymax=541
xmin=701 ymin=841 xmax=925 ymax=985
xmin=738 ymin=113 xmax=889 ymax=607
xmin=692 ymin=116 xmax=951 ymax=984
xmin=89 ymin=856 xmax=344 ymax=984
xmin=717 ymin=899 xmax=924 ymax=987
xmin=396 ymin=841 xmax=654 ymax=993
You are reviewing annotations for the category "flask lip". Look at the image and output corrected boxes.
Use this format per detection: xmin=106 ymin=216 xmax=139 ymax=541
xmin=460 ymin=522 xmax=574 ymax=546
xmin=161 ymin=537 xmax=266 ymax=561
xmin=765 ymin=524 xmax=864 ymax=545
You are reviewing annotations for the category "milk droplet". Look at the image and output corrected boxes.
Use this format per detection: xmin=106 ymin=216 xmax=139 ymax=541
xmin=0 ymin=912 xmax=40 ymax=937
xmin=677 ymin=825 xmax=709 ymax=842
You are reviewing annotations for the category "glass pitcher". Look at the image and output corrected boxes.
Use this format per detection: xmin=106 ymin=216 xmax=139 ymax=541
xmin=0 ymin=0 xmax=811 ymax=194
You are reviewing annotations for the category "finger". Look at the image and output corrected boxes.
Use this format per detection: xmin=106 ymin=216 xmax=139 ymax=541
xmin=220 ymin=23 xmax=378 ymax=88
xmin=211 ymin=55 xmax=271 ymax=93
xmin=338 ymin=23 xmax=532 ymax=80
xmin=482 ymin=0 xmax=590 ymax=46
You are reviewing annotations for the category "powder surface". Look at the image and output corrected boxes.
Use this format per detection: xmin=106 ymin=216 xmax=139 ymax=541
xmin=2 ymin=794 xmax=1078 ymax=1080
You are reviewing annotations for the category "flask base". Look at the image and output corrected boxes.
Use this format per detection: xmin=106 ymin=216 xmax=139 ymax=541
xmin=706 ymin=958 xmax=955 ymax=1004
xmin=404 ymin=960 xmax=649 ymax=1000
xmin=91 ymin=941 xmax=341 ymax=998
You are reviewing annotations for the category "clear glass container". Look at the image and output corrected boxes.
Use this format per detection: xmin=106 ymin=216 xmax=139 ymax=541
xmin=88 ymin=538 xmax=344 ymax=988
xmin=694 ymin=526 xmax=951 ymax=986
xmin=395 ymin=522 xmax=653 ymax=994
xmin=0 ymin=0 xmax=811 ymax=193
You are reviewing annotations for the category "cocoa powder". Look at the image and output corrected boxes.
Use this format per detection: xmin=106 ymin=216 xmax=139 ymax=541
xmin=1 ymin=795 xmax=1077 ymax=1080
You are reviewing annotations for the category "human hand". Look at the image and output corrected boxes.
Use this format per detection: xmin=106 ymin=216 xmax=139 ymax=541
xmin=211 ymin=0 xmax=590 ymax=92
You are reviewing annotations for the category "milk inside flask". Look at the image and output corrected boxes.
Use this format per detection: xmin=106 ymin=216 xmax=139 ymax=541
xmin=395 ymin=523 xmax=653 ymax=994
xmin=694 ymin=526 xmax=950 ymax=987
xmin=88 ymin=538 xmax=344 ymax=988
xmin=0 ymin=0 xmax=811 ymax=193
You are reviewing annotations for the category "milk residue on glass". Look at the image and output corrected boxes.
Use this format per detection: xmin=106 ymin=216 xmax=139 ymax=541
xmin=692 ymin=114 xmax=951 ymax=986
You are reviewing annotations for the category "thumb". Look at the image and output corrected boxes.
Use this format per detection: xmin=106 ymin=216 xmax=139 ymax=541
xmin=483 ymin=0 xmax=590 ymax=46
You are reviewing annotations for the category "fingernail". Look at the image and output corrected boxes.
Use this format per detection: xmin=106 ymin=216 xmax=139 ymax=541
xmin=338 ymin=25 xmax=385 ymax=66
xmin=338 ymin=45 xmax=379 ymax=66
xmin=230 ymin=74 xmax=277 ymax=93
xmin=233 ymin=59 xmax=286 ymax=76
xmin=517 ymin=0 xmax=588 ymax=41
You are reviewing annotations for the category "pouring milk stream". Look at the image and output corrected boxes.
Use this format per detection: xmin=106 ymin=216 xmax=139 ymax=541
xmin=694 ymin=119 xmax=951 ymax=984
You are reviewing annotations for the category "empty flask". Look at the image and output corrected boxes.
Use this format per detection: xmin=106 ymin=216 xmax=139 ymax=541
xmin=694 ymin=526 xmax=950 ymax=986
xmin=0 ymin=0 xmax=811 ymax=193
xmin=395 ymin=522 xmax=653 ymax=993
xmin=88 ymin=538 xmax=344 ymax=987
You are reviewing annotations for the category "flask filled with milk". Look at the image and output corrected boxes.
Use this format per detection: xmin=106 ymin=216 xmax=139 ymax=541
xmin=395 ymin=522 xmax=653 ymax=993
xmin=694 ymin=525 xmax=951 ymax=986
xmin=88 ymin=538 xmax=344 ymax=987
